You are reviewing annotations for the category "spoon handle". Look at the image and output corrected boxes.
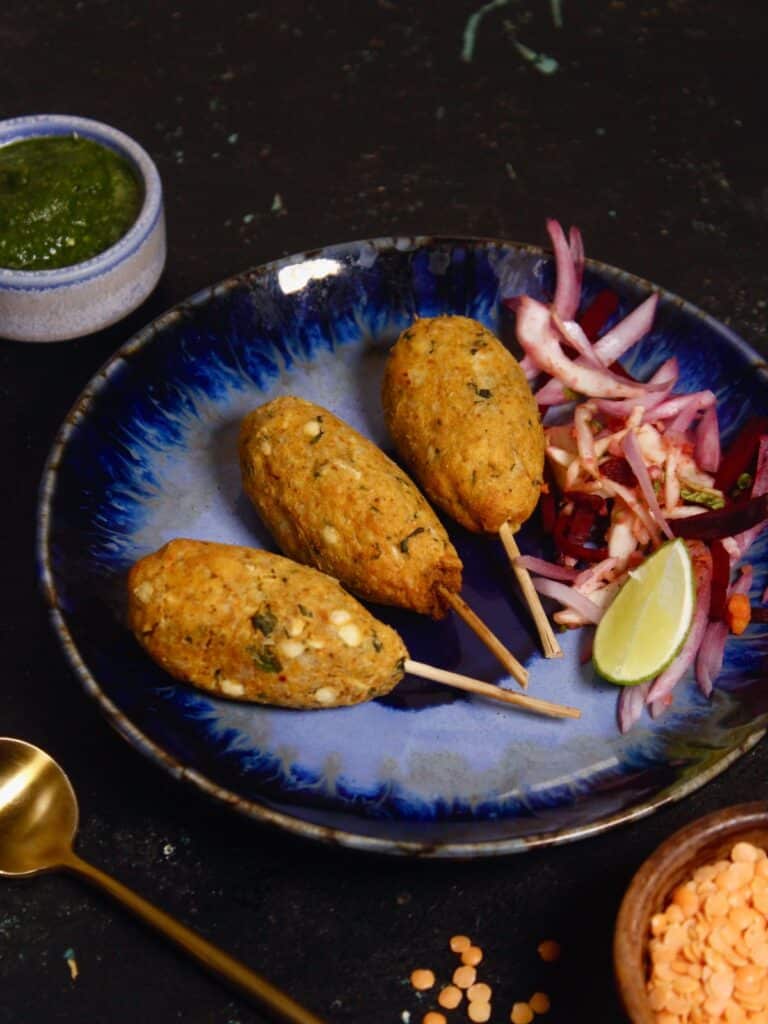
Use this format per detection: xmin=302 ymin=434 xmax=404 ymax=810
xmin=61 ymin=851 xmax=327 ymax=1024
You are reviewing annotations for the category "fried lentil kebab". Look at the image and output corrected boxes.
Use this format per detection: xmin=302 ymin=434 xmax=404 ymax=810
xmin=382 ymin=315 xmax=546 ymax=533
xmin=128 ymin=539 xmax=407 ymax=708
xmin=238 ymin=395 xmax=463 ymax=619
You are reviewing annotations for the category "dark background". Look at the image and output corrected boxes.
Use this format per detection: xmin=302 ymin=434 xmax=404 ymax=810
xmin=2 ymin=2 xmax=767 ymax=1021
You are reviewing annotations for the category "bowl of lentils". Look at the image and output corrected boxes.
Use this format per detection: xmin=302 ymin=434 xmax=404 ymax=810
xmin=614 ymin=803 xmax=768 ymax=1024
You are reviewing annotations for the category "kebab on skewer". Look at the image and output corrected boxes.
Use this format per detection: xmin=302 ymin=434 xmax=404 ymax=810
xmin=238 ymin=395 xmax=529 ymax=687
xmin=128 ymin=539 xmax=579 ymax=719
xmin=382 ymin=314 xmax=562 ymax=658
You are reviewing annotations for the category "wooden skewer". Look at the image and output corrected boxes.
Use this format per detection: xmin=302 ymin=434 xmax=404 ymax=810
xmin=437 ymin=586 xmax=529 ymax=689
xmin=404 ymin=660 xmax=580 ymax=720
xmin=499 ymin=521 xmax=563 ymax=660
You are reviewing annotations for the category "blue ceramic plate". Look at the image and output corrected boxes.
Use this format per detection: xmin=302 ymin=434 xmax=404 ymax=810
xmin=37 ymin=237 xmax=768 ymax=857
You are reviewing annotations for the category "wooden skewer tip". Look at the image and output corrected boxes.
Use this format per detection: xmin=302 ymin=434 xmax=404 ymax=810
xmin=404 ymin=660 xmax=580 ymax=720
xmin=437 ymin=586 xmax=529 ymax=688
xmin=499 ymin=521 xmax=564 ymax=660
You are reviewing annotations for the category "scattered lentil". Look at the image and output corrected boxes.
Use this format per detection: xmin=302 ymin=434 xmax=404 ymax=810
xmin=453 ymin=965 xmax=477 ymax=990
xmin=529 ymin=992 xmax=550 ymax=1014
xmin=408 ymin=934 xmax=559 ymax=1024
xmin=437 ymin=986 xmax=463 ymax=1010
xmin=537 ymin=940 xmax=561 ymax=963
xmin=411 ymin=969 xmax=436 ymax=992
xmin=510 ymin=1003 xmax=534 ymax=1024
xmin=467 ymin=983 xmax=492 ymax=1003
xmin=468 ymin=1001 xmax=491 ymax=1023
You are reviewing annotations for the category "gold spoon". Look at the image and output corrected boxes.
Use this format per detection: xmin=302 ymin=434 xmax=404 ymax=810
xmin=0 ymin=737 xmax=326 ymax=1024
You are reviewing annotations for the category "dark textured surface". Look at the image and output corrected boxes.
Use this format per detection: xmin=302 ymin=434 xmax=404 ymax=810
xmin=1 ymin=2 xmax=767 ymax=1021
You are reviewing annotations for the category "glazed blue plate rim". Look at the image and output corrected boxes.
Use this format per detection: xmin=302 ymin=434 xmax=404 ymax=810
xmin=36 ymin=234 xmax=768 ymax=858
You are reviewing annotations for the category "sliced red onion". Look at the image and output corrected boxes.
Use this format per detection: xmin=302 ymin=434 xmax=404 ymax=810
xmin=530 ymin=576 xmax=604 ymax=623
xmin=763 ymin=583 xmax=768 ymax=604
xmin=649 ymin=694 xmax=673 ymax=720
xmin=569 ymin=226 xmax=585 ymax=292
xmin=664 ymin=506 xmax=707 ymax=519
xmin=547 ymin=219 xmax=581 ymax=320
xmin=535 ymin=376 xmax=569 ymax=407
xmin=692 ymin=564 xmax=752 ymax=697
xmin=596 ymin=358 xmax=679 ymax=419
xmin=556 ymin=317 xmax=604 ymax=366
xmin=695 ymin=405 xmax=721 ymax=473
xmin=648 ymin=390 xmax=716 ymax=423
xmin=617 ymin=681 xmax=651 ymax=734
xmin=669 ymin=401 xmax=704 ymax=435
xmin=574 ymin=403 xmax=599 ymax=476
xmin=647 ymin=542 xmax=712 ymax=703
xmin=695 ymin=621 xmax=728 ymax=698
xmin=621 ymin=430 xmax=675 ymax=540
xmin=648 ymin=356 xmax=680 ymax=388
xmin=535 ymin=306 xmax=667 ymax=408
xmin=664 ymin=446 xmax=680 ymax=512
xmin=602 ymin=477 xmax=663 ymax=545
xmin=592 ymin=293 xmax=658 ymax=364
xmin=517 ymin=298 xmax=653 ymax=400
xmin=514 ymin=556 xmax=579 ymax=581
xmin=753 ymin=437 xmax=768 ymax=495
xmin=519 ymin=353 xmax=542 ymax=381
xmin=503 ymin=297 xmax=541 ymax=380
xmin=730 ymin=563 xmax=754 ymax=597
xmin=575 ymin=557 xmax=619 ymax=592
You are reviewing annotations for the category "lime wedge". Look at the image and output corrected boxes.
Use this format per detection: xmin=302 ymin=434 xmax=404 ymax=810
xmin=593 ymin=539 xmax=695 ymax=686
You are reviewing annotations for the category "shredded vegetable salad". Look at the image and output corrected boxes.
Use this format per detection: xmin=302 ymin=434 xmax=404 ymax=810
xmin=506 ymin=220 xmax=768 ymax=733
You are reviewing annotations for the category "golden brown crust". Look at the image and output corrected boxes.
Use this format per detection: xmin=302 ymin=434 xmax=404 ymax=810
xmin=382 ymin=315 xmax=545 ymax=533
xmin=127 ymin=539 xmax=406 ymax=708
xmin=238 ymin=396 xmax=463 ymax=618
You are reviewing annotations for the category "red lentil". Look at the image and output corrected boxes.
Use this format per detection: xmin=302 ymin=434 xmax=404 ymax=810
xmin=510 ymin=1003 xmax=535 ymax=1024
xmin=437 ymin=986 xmax=463 ymax=1010
xmin=461 ymin=945 xmax=484 ymax=967
xmin=529 ymin=992 xmax=550 ymax=1014
xmin=468 ymin=1001 xmax=491 ymax=1023
xmin=453 ymin=965 xmax=477 ymax=990
xmin=537 ymin=940 xmax=561 ymax=963
xmin=411 ymin=969 xmax=436 ymax=991
xmin=467 ymin=983 xmax=492 ymax=1003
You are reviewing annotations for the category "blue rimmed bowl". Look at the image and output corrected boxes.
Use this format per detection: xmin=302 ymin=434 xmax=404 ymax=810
xmin=0 ymin=114 xmax=165 ymax=343
xmin=37 ymin=237 xmax=768 ymax=856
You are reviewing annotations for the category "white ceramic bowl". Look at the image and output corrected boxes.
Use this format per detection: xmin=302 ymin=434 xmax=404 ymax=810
xmin=0 ymin=114 xmax=166 ymax=343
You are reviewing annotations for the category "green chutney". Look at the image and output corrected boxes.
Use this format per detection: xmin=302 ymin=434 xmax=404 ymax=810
xmin=0 ymin=135 xmax=143 ymax=271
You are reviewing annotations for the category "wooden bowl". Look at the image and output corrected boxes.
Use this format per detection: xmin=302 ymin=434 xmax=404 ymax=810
xmin=614 ymin=802 xmax=768 ymax=1023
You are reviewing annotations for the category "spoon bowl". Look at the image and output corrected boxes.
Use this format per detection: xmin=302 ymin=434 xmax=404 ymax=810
xmin=0 ymin=736 xmax=325 ymax=1024
xmin=0 ymin=738 xmax=78 ymax=876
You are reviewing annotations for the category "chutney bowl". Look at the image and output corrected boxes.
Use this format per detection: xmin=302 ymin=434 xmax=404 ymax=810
xmin=614 ymin=803 xmax=768 ymax=1023
xmin=0 ymin=113 xmax=165 ymax=343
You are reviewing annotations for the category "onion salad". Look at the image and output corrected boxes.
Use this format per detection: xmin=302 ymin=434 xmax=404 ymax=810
xmin=506 ymin=220 xmax=768 ymax=733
